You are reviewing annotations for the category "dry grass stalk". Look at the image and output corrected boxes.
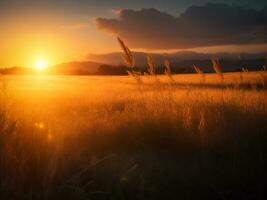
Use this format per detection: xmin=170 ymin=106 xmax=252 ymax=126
xmin=127 ymin=70 xmax=134 ymax=76
xmin=117 ymin=37 xmax=135 ymax=68
xmin=147 ymin=54 xmax=156 ymax=76
xmin=193 ymin=64 xmax=205 ymax=82
xmin=193 ymin=65 xmax=203 ymax=74
xmin=164 ymin=60 xmax=174 ymax=82
xmin=117 ymin=37 xmax=142 ymax=83
xmin=241 ymin=68 xmax=248 ymax=83
xmin=126 ymin=70 xmax=142 ymax=83
xmin=212 ymin=58 xmax=224 ymax=81
xmin=242 ymin=68 xmax=248 ymax=73
xmin=146 ymin=55 xmax=160 ymax=83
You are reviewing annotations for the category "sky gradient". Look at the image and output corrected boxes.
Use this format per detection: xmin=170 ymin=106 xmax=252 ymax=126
xmin=1 ymin=0 xmax=267 ymax=67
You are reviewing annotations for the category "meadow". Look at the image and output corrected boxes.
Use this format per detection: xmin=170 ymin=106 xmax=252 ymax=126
xmin=0 ymin=71 xmax=267 ymax=200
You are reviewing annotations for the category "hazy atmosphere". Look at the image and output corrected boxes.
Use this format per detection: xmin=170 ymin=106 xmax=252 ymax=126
xmin=1 ymin=1 xmax=267 ymax=200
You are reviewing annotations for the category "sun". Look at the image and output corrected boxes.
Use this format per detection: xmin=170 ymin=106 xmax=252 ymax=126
xmin=35 ymin=59 xmax=48 ymax=71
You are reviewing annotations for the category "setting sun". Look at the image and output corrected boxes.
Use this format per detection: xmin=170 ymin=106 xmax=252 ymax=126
xmin=35 ymin=59 xmax=48 ymax=71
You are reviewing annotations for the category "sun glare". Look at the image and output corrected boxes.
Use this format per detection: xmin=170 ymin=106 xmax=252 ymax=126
xmin=35 ymin=59 xmax=48 ymax=71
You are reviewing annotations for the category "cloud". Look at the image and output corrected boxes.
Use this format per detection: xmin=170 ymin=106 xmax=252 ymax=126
xmin=95 ymin=3 xmax=267 ymax=49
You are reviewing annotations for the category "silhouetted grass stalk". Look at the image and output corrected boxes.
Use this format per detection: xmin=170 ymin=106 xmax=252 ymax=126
xmin=164 ymin=60 xmax=175 ymax=83
xmin=147 ymin=54 xmax=159 ymax=83
xmin=212 ymin=58 xmax=224 ymax=81
xmin=117 ymin=37 xmax=142 ymax=84
xmin=193 ymin=64 xmax=206 ymax=82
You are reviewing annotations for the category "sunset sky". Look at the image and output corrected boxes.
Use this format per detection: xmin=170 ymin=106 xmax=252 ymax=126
xmin=1 ymin=0 xmax=267 ymax=67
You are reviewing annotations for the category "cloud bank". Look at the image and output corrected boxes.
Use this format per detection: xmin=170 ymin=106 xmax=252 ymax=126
xmin=95 ymin=3 xmax=267 ymax=49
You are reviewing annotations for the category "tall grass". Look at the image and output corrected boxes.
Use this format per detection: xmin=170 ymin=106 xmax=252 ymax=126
xmin=1 ymin=74 xmax=266 ymax=199
xmin=117 ymin=37 xmax=142 ymax=84
xmin=146 ymin=54 xmax=161 ymax=84
xmin=193 ymin=64 xmax=205 ymax=82
xmin=242 ymin=67 xmax=249 ymax=72
xmin=147 ymin=54 xmax=156 ymax=76
xmin=164 ymin=60 xmax=175 ymax=82
xmin=212 ymin=57 xmax=224 ymax=81
xmin=0 ymin=40 xmax=267 ymax=199
xmin=117 ymin=37 xmax=135 ymax=68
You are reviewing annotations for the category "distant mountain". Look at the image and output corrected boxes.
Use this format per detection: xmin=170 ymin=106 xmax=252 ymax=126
xmin=1 ymin=53 xmax=266 ymax=75
xmin=0 ymin=61 xmax=104 ymax=75
xmin=52 ymin=61 xmax=103 ymax=75
xmin=87 ymin=51 xmax=267 ymax=67
xmin=167 ymin=59 xmax=266 ymax=73
xmin=0 ymin=67 xmax=34 ymax=74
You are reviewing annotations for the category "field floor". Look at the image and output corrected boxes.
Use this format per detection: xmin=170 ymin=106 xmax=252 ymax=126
xmin=1 ymin=72 xmax=267 ymax=200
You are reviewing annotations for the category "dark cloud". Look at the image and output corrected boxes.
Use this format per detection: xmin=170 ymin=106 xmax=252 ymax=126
xmin=95 ymin=3 xmax=267 ymax=49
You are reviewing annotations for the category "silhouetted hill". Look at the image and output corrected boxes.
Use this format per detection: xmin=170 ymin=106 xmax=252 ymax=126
xmin=87 ymin=51 xmax=267 ymax=67
xmin=165 ymin=59 xmax=266 ymax=73
xmin=0 ymin=56 xmax=266 ymax=75
xmin=0 ymin=61 xmax=104 ymax=75
xmin=0 ymin=67 xmax=34 ymax=75
xmin=52 ymin=61 xmax=103 ymax=75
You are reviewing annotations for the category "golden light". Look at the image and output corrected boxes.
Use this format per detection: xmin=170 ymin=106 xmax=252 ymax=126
xmin=35 ymin=59 xmax=48 ymax=71
xmin=34 ymin=122 xmax=45 ymax=129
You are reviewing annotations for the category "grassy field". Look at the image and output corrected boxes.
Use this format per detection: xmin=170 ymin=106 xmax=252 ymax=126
xmin=1 ymin=72 xmax=267 ymax=199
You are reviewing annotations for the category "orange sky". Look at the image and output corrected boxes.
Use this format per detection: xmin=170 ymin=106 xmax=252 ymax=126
xmin=2 ymin=19 xmax=266 ymax=68
xmin=1 ymin=1 xmax=267 ymax=68
xmin=1 ymin=15 xmax=117 ymax=67
xmin=3 ymin=21 xmax=266 ymax=68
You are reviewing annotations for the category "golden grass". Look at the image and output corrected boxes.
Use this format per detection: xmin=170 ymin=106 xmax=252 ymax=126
xmin=118 ymin=37 xmax=142 ymax=84
xmin=193 ymin=64 xmax=206 ymax=82
xmin=117 ymin=37 xmax=135 ymax=68
xmin=212 ymin=57 xmax=224 ymax=81
xmin=1 ymin=72 xmax=267 ymax=199
xmin=164 ymin=60 xmax=175 ymax=82
xmin=3 ymin=73 xmax=267 ymax=131
xmin=147 ymin=54 xmax=157 ymax=76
